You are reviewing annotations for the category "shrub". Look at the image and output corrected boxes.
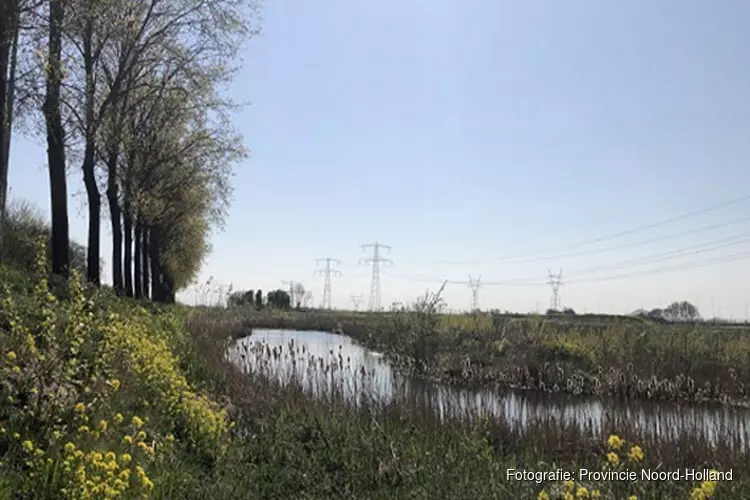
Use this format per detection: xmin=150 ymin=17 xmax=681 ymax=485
xmin=1 ymin=197 xmax=89 ymax=275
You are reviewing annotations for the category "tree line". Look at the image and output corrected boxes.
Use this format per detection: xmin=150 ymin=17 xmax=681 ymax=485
xmin=227 ymin=289 xmax=292 ymax=309
xmin=0 ymin=0 xmax=258 ymax=302
xmin=226 ymin=282 xmax=317 ymax=310
xmin=632 ymin=300 xmax=702 ymax=323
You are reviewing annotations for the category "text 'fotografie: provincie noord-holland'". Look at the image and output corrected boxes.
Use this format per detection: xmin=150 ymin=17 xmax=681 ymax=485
xmin=506 ymin=469 xmax=733 ymax=483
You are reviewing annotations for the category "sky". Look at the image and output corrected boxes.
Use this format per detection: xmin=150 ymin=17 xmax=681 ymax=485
xmin=8 ymin=0 xmax=750 ymax=318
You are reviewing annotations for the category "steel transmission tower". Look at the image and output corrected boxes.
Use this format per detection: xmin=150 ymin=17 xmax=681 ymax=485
xmin=360 ymin=242 xmax=392 ymax=311
xmin=315 ymin=258 xmax=341 ymax=309
xmin=547 ymin=269 xmax=563 ymax=311
xmin=351 ymin=294 xmax=363 ymax=311
xmin=468 ymin=274 xmax=481 ymax=311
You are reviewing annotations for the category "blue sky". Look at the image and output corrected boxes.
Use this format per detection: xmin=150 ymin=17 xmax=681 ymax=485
xmin=9 ymin=0 xmax=750 ymax=317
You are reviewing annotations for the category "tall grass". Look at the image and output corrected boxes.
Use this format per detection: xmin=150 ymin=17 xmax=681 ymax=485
xmin=224 ymin=304 xmax=750 ymax=408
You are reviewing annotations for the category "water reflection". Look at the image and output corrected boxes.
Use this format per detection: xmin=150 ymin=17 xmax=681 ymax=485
xmin=226 ymin=329 xmax=750 ymax=450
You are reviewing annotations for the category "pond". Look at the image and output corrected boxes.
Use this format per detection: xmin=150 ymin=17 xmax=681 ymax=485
xmin=225 ymin=329 xmax=750 ymax=450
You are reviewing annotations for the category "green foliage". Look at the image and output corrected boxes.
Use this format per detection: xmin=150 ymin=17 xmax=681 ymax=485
xmin=0 ymin=249 xmax=230 ymax=499
xmin=266 ymin=289 xmax=291 ymax=309
xmin=1 ymin=197 xmax=88 ymax=275
xmin=663 ymin=300 xmax=702 ymax=322
xmin=227 ymin=290 xmax=255 ymax=308
xmin=254 ymin=290 xmax=262 ymax=309
xmin=539 ymin=335 xmax=595 ymax=369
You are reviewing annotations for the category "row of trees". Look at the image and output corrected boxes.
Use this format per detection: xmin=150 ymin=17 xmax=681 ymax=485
xmin=542 ymin=301 xmax=703 ymax=323
xmin=227 ymin=289 xmax=292 ymax=309
xmin=0 ymin=0 xmax=258 ymax=302
xmin=632 ymin=300 xmax=702 ymax=323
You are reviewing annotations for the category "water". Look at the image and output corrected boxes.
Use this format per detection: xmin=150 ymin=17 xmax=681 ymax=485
xmin=226 ymin=329 xmax=750 ymax=449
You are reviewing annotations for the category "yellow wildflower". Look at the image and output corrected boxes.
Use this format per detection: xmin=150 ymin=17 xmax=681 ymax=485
xmin=131 ymin=416 xmax=144 ymax=429
xmin=123 ymin=436 xmax=133 ymax=445
xmin=576 ymin=486 xmax=589 ymax=498
xmin=73 ymin=402 xmax=85 ymax=413
xmin=628 ymin=445 xmax=644 ymax=463
xmin=607 ymin=452 xmax=620 ymax=466
xmin=137 ymin=441 xmax=153 ymax=454
xmin=628 ymin=496 xmax=637 ymax=500
xmin=64 ymin=442 xmax=76 ymax=454
xmin=21 ymin=440 xmax=33 ymax=453
xmin=607 ymin=434 xmax=624 ymax=450
xmin=113 ymin=413 xmax=124 ymax=424
xmin=5 ymin=351 xmax=16 ymax=362
xmin=564 ymin=480 xmax=574 ymax=491
xmin=538 ymin=491 xmax=550 ymax=500
xmin=98 ymin=420 xmax=108 ymax=432
xmin=591 ymin=491 xmax=601 ymax=499
xmin=691 ymin=488 xmax=707 ymax=500
xmin=701 ymin=479 xmax=718 ymax=496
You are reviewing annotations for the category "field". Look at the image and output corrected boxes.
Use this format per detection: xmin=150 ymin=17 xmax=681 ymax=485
xmin=1 ymin=264 xmax=749 ymax=499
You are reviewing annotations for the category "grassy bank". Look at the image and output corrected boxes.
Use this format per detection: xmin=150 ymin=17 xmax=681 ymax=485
xmin=223 ymin=300 xmax=750 ymax=408
xmin=1 ymin=264 xmax=747 ymax=499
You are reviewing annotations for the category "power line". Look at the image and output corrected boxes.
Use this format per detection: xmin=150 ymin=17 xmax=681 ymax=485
xmin=384 ymin=231 xmax=750 ymax=287
xmin=564 ymin=249 xmax=750 ymax=284
xmin=563 ymin=232 xmax=750 ymax=280
xmin=404 ymin=194 xmax=750 ymax=265
xmin=315 ymin=258 xmax=341 ymax=309
xmin=360 ymin=242 xmax=392 ymax=311
xmin=483 ymin=215 xmax=750 ymax=265
xmin=547 ymin=269 xmax=563 ymax=311
xmin=468 ymin=274 xmax=481 ymax=310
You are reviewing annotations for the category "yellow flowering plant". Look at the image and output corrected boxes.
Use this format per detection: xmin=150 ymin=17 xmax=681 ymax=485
xmin=0 ymin=244 xmax=232 ymax=498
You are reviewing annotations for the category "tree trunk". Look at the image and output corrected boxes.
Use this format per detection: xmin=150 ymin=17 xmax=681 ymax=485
xmin=142 ymin=226 xmax=150 ymax=299
xmin=81 ymin=19 xmax=100 ymax=285
xmin=82 ymin=146 xmax=99 ymax=284
xmin=148 ymin=226 xmax=162 ymax=302
xmin=123 ymin=207 xmax=133 ymax=297
xmin=107 ymin=150 xmax=123 ymax=294
xmin=0 ymin=0 xmax=19 ymax=262
xmin=164 ymin=275 xmax=175 ymax=303
xmin=44 ymin=0 xmax=69 ymax=277
xmin=133 ymin=218 xmax=142 ymax=298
